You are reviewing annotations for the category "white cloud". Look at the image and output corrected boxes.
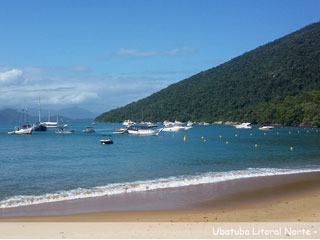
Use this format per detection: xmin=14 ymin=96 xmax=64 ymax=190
xmin=164 ymin=47 xmax=194 ymax=55
xmin=47 ymin=91 xmax=98 ymax=104
xmin=115 ymin=47 xmax=194 ymax=57
xmin=0 ymin=68 xmax=23 ymax=84
xmin=115 ymin=48 xmax=158 ymax=57
xmin=0 ymin=65 xmax=176 ymax=113
xmin=0 ymin=67 xmax=99 ymax=107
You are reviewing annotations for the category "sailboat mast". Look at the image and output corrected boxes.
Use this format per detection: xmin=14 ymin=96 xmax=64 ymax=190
xmin=38 ymin=98 xmax=41 ymax=122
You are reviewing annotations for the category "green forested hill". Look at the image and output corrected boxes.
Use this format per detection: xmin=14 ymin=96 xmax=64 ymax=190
xmin=96 ymin=22 xmax=320 ymax=126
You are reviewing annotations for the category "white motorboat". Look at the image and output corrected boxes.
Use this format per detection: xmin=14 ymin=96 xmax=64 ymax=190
xmin=235 ymin=122 xmax=252 ymax=129
xmin=128 ymin=126 xmax=163 ymax=136
xmin=187 ymin=121 xmax=193 ymax=126
xmin=113 ymin=127 xmax=129 ymax=134
xmin=184 ymin=121 xmax=193 ymax=130
xmin=163 ymin=120 xmax=174 ymax=127
xmin=146 ymin=122 xmax=157 ymax=128
xmin=163 ymin=120 xmax=193 ymax=131
xmin=162 ymin=125 xmax=186 ymax=132
xmin=259 ymin=126 xmax=274 ymax=130
xmin=122 ymin=119 xmax=135 ymax=126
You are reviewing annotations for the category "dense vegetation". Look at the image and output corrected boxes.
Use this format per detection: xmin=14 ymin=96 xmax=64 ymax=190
xmin=96 ymin=22 xmax=320 ymax=126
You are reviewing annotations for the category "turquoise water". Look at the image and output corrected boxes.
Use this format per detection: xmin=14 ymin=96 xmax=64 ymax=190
xmin=0 ymin=122 xmax=320 ymax=208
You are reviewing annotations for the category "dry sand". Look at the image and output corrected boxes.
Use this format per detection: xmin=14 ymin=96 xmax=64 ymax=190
xmin=1 ymin=172 xmax=320 ymax=238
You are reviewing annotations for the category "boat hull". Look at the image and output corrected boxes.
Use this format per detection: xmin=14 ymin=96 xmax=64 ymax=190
xmin=100 ymin=140 xmax=113 ymax=144
xmin=128 ymin=129 xmax=162 ymax=136
xmin=33 ymin=124 xmax=47 ymax=131
xmin=56 ymin=130 xmax=75 ymax=134
xmin=8 ymin=127 xmax=33 ymax=135
xmin=162 ymin=126 xmax=186 ymax=132
xmin=259 ymin=126 xmax=274 ymax=130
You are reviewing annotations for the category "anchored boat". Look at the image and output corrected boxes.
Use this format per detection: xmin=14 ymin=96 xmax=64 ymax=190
xmin=100 ymin=135 xmax=114 ymax=144
xmin=128 ymin=126 xmax=163 ymax=136
xmin=83 ymin=127 xmax=95 ymax=133
xmin=259 ymin=126 xmax=274 ymax=130
xmin=8 ymin=109 xmax=33 ymax=135
xmin=56 ymin=127 xmax=75 ymax=134
xmin=234 ymin=122 xmax=252 ymax=129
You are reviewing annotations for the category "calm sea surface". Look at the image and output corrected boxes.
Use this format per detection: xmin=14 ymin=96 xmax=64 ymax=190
xmin=0 ymin=122 xmax=319 ymax=208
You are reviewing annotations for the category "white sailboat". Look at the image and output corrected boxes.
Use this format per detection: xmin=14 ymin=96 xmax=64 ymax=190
xmin=8 ymin=109 xmax=33 ymax=135
xmin=41 ymin=111 xmax=59 ymax=128
xmin=33 ymin=98 xmax=47 ymax=131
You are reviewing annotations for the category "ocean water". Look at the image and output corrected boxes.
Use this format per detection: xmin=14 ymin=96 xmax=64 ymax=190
xmin=0 ymin=122 xmax=319 ymax=208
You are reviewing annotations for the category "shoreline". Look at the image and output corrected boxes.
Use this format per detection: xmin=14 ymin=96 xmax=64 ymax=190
xmin=1 ymin=171 xmax=320 ymax=222
xmin=1 ymin=167 xmax=320 ymax=210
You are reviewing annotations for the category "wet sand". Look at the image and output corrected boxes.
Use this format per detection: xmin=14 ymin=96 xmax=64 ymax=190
xmin=1 ymin=172 xmax=320 ymax=238
xmin=1 ymin=172 xmax=320 ymax=222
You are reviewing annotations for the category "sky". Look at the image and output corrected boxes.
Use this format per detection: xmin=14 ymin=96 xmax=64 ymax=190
xmin=0 ymin=0 xmax=319 ymax=114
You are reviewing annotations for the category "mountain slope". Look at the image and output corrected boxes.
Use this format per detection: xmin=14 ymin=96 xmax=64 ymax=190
xmin=96 ymin=22 xmax=320 ymax=126
xmin=0 ymin=108 xmax=75 ymax=123
xmin=0 ymin=108 xmax=38 ymax=122
xmin=58 ymin=107 xmax=96 ymax=120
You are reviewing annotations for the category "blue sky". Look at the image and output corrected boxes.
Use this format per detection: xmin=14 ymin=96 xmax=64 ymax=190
xmin=0 ymin=0 xmax=319 ymax=114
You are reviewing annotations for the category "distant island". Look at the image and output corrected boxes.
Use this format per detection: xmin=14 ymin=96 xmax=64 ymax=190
xmin=96 ymin=22 xmax=320 ymax=127
xmin=0 ymin=107 xmax=95 ymax=123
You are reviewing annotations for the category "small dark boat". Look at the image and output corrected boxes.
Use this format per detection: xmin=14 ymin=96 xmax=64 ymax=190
xmin=100 ymin=135 xmax=113 ymax=144
xmin=56 ymin=127 xmax=75 ymax=134
xmin=83 ymin=127 xmax=95 ymax=133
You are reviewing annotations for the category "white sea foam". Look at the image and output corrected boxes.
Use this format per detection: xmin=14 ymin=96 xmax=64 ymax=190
xmin=1 ymin=167 xmax=320 ymax=208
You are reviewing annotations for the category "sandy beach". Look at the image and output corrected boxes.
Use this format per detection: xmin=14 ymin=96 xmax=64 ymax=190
xmin=1 ymin=172 xmax=320 ymax=222
xmin=1 ymin=172 xmax=320 ymax=238
xmin=0 ymin=174 xmax=320 ymax=222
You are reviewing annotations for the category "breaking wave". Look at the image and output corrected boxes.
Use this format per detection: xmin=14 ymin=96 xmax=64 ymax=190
xmin=1 ymin=167 xmax=320 ymax=208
